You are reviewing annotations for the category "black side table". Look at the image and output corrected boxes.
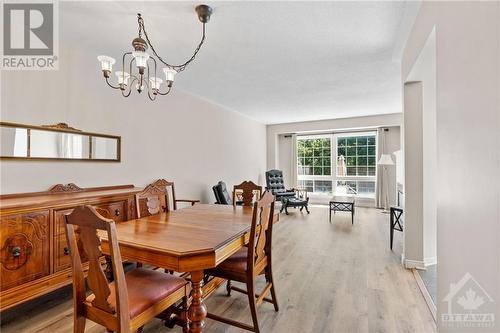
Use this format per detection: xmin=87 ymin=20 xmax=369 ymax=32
xmin=329 ymin=196 xmax=355 ymax=224
xmin=390 ymin=206 xmax=403 ymax=250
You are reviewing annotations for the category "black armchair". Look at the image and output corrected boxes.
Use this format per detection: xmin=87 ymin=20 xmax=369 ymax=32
xmin=265 ymin=170 xmax=296 ymax=200
xmin=212 ymin=181 xmax=232 ymax=205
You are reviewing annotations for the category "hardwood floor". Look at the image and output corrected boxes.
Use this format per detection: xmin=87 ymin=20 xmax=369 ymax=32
xmin=0 ymin=206 xmax=436 ymax=333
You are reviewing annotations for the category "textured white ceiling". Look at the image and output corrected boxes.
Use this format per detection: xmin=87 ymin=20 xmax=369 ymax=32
xmin=61 ymin=1 xmax=419 ymax=124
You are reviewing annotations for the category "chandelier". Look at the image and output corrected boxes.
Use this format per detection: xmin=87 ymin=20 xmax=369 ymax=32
xmin=97 ymin=5 xmax=212 ymax=101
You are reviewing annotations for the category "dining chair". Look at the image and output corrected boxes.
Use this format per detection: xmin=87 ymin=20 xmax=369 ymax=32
xmin=212 ymin=181 xmax=232 ymax=205
xmin=206 ymin=191 xmax=279 ymax=333
xmin=232 ymin=181 xmax=263 ymax=207
xmin=135 ymin=182 xmax=168 ymax=218
xmin=136 ymin=179 xmax=200 ymax=218
xmin=64 ymin=205 xmax=189 ymax=333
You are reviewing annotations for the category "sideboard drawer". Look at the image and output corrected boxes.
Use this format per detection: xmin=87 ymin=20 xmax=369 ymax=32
xmin=95 ymin=201 xmax=127 ymax=222
xmin=54 ymin=232 xmax=71 ymax=272
xmin=0 ymin=211 xmax=51 ymax=291
xmin=54 ymin=200 xmax=127 ymax=235
xmin=53 ymin=200 xmax=127 ymax=272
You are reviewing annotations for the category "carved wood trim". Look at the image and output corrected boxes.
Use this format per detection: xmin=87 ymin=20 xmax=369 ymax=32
xmin=41 ymin=123 xmax=82 ymax=132
xmin=0 ymin=184 xmax=136 ymax=200
xmin=48 ymin=183 xmax=84 ymax=193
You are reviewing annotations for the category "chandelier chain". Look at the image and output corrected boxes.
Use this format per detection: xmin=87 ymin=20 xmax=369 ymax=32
xmin=138 ymin=14 xmax=206 ymax=72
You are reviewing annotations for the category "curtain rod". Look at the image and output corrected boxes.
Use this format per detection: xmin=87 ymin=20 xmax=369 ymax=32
xmin=282 ymin=127 xmax=389 ymax=138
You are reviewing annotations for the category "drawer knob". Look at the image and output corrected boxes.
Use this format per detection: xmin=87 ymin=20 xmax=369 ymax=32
xmin=64 ymin=247 xmax=70 ymax=255
xmin=114 ymin=209 xmax=120 ymax=216
xmin=11 ymin=246 xmax=21 ymax=258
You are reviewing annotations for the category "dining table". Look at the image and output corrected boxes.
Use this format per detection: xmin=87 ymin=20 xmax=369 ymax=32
xmin=99 ymin=203 xmax=279 ymax=333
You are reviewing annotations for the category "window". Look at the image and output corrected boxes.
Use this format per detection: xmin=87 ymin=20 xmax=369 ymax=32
xmin=337 ymin=135 xmax=376 ymax=177
xmin=297 ymin=137 xmax=331 ymax=176
xmin=297 ymin=136 xmax=333 ymax=194
xmin=296 ymin=132 xmax=376 ymax=198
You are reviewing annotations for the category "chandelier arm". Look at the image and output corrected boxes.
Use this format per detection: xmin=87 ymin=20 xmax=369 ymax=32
xmin=122 ymin=52 xmax=132 ymax=74
xmin=121 ymin=89 xmax=132 ymax=98
xmin=121 ymin=86 xmax=132 ymax=98
xmin=129 ymin=56 xmax=136 ymax=77
xmin=145 ymin=59 xmax=152 ymax=96
xmin=157 ymin=86 xmax=172 ymax=96
xmin=146 ymin=57 xmax=155 ymax=89
xmin=139 ymin=16 xmax=206 ymax=72
xmin=141 ymin=76 xmax=151 ymax=95
xmin=105 ymin=77 xmax=120 ymax=90
xmin=121 ymin=76 xmax=138 ymax=97
xmin=147 ymin=88 xmax=157 ymax=101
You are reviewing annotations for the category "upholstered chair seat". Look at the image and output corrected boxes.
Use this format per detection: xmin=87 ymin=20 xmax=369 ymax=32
xmin=206 ymin=248 xmax=267 ymax=282
xmin=85 ymin=268 xmax=188 ymax=318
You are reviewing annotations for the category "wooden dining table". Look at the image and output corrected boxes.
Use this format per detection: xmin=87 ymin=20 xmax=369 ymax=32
xmin=99 ymin=203 xmax=279 ymax=333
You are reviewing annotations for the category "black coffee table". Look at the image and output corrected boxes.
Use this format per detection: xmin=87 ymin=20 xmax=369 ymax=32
xmin=280 ymin=196 xmax=310 ymax=215
xmin=329 ymin=196 xmax=355 ymax=224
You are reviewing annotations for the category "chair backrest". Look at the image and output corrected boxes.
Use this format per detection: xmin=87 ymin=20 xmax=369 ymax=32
xmin=213 ymin=181 xmax=232 ymax=205
xmin=247 ymin=191 xmax=275 ymax=272
xmin=135 ymin=182 xmax=168 ymax=218
xmin=136 ymin=179 xmax=179 ymax=218
xmin=265 ymin=170 xmax=286 ymax=193
xmin=212 ymin=184 xmax=221 ymax=204
xmin=232 ymin=181 xmax=262 ymax=206
xmin=65 ymin=205 xmax=129 ymax=330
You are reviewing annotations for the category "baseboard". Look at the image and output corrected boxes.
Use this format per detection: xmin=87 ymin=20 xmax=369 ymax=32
xmin=424 ymin=256 xmax=437 ymax=266
xmin=404 ymin=259 xmax=426 ymax=270
xmin=412 ymin=268 xmax=437 ymax=322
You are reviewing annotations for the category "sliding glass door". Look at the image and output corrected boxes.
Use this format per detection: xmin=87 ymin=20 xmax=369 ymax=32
xmin=297 ymin=132 xmax=377 ymax=199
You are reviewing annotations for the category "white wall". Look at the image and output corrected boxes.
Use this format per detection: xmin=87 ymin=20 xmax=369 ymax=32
xmin=403 ymin=81 xmax=425 ymax=267
xmin=0 ymin=45 xmax=267 ymax=202
xmin=403 ymin=28 xmax=437 ymax=268
xmin=403 ymin=1 xmax=500 ymax=330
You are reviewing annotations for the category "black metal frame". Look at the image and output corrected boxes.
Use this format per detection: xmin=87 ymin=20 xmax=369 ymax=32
xmin=329 ymin=200 xmax=355 ymax=224
xmin=390 ymin=206 xmax=403 ymax=250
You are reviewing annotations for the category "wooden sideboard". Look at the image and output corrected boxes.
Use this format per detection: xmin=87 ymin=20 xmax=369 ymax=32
xmin=0 ymin=183 xmax=142 ymax=311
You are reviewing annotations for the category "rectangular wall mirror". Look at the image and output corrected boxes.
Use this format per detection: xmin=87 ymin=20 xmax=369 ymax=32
xmin=0 ymin=122 xmax=121 ymax=161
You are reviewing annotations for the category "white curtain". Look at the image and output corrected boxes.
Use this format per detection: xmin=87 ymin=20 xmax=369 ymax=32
xmin=290 ymin=134 xmax=298 ymax=188
xmin=376 ymin=128 xmax=385 ymax=208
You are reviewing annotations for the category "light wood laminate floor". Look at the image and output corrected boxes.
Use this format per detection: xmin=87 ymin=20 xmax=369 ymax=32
xmin=0 ymin=206 xmax=436 ymax=333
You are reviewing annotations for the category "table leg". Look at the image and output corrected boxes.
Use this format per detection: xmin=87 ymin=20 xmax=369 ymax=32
xmin=188 ymin=270 xmax=207 ymax=333
xmin=351 ymin=204 xmax=354 ymax=225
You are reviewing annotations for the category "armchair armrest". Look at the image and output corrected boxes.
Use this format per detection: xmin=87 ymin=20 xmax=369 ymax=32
xmin=294 ymin=188 xmax=308 ymax=199
xmin=175 ymin=199 xmax=200 ymax=206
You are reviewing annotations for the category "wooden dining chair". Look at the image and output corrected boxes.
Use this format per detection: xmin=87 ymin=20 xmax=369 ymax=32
xmin=65 ymin=205 xmax=190 ymax=333
xmin=232 ymin=181 xmax=263 ymax=207
xmin=206 ymin=191 xmax=279 ymax=333
xmin=136 ymin=179 xmax=199 ymax=218
xmin=135 ymin=182 xmax=168 ymax=218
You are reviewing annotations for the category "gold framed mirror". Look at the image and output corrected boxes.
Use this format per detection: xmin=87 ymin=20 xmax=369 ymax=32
xmin=0 ymin=122 xmax=121 ymax=162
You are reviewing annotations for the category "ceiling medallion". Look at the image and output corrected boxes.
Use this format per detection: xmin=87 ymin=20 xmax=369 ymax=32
xmin=97 ymin=4 xmax=213 ymax=101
